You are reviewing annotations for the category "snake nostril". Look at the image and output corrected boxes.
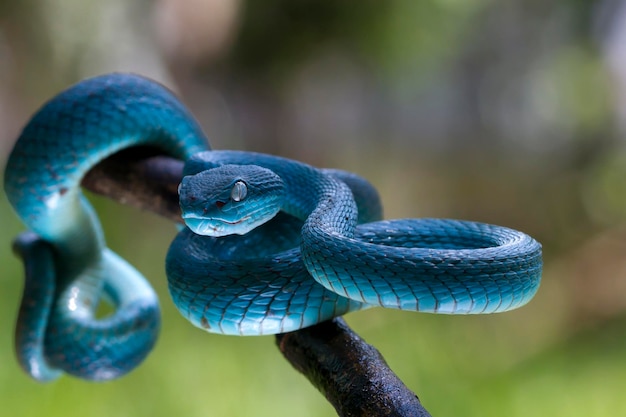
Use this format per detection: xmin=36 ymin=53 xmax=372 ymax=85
xmin=215 ymin=201 xmax=226 ymax=209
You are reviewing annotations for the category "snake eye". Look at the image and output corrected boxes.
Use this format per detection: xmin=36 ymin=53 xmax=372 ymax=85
xmin=230 ymin=181 xmax=247 ymax=202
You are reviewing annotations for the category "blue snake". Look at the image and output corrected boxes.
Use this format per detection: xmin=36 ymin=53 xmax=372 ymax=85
xmin=3 ymin=73 xmax=542 ymax=382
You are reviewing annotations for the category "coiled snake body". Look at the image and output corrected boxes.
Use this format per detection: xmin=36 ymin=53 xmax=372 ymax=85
xmin=4 ymin=73 xmax=542 ymax=382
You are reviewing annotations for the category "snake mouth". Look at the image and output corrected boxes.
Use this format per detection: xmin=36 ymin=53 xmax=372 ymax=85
xmin=182 ymin=214 xmax=251 ymax=237
xmin=182 ymin=213 xmax=250 ymax=225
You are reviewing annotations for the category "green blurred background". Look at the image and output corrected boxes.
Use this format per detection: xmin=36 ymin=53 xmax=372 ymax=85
xmin=1 ymin=0 xmax=625 ymax=415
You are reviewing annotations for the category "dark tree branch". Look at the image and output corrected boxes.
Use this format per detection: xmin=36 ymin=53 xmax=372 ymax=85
xmin=277 ymin=318 xmax=431 ymax=417
xmin=83 ymin=148 xmax=184 ymax=223
xmin=82 ymin=150 xmax=432 ymax=417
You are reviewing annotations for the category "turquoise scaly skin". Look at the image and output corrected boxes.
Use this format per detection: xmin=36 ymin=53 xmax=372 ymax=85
xmin=4 ymin=73 xmax=543 ymax=382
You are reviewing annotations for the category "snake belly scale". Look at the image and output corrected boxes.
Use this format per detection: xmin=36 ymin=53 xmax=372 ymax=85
xmin=3 ymin=73 xmax=543 ymax=382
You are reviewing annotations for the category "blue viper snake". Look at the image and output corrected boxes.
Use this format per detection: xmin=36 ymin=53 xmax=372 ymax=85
xmin=3 ymin=73 xmax=542 ymax=382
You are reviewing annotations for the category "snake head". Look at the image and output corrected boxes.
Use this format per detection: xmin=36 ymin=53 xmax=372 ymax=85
xmin=178 ymin=164 xmax=285 ymax=237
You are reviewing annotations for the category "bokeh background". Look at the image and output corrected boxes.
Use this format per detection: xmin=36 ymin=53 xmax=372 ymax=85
xmin=1 ymin=1 xmax=625 ymax=416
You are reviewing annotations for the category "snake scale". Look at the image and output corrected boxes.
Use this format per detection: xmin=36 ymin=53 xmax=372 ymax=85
xmin=3 ymin=73 xmax=542 ymax=381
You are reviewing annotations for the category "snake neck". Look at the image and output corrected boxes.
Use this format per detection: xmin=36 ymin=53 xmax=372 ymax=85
xmin=273 ymin=162 xmax=357 ymax=229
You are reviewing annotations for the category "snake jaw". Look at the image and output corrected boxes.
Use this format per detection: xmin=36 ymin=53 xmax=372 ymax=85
xmin=182 ymin=213 xmax=254 ymax=237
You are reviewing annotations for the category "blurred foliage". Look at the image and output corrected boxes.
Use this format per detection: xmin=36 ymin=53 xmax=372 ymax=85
xmin=1 ymin=0 xmax=626 ymax=416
